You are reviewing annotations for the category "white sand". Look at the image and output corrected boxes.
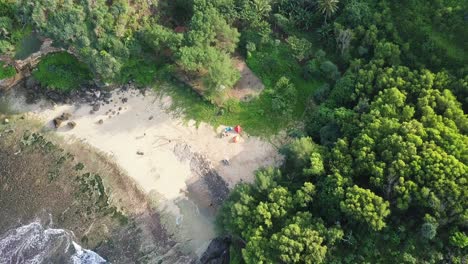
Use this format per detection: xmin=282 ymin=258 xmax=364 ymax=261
xmin=8 ymin=88 xmax=281 ymax=204
xmin=6 ymin=88 xmax=283 ymax=255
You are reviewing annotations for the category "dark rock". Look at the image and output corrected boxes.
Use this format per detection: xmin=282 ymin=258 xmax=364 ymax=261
xmin=149 ymin=116 xmax=153 ymax=120
xmin=62 ymin=112 xmax=72 ymax=120
xmin=118 ymin=107 xmax=122 ymax=111
xmin=199 ymin=236 xmax=231 ymax=264
xmin=52 ymin=112 xmax=72 ymax=128
xmin=97 ymin=119 xmax=103 ymax=125
xmin=53 ymin=117 xmax=63 ymax=128
xmin=67 ymin=121 xmax=76 ymax=129
xmin=89 ymin=110 xmax=95 ymax=114
xmin=122 ymin=97 xmax=128 ymax=103
xmin=92 ymin=104 xmax=100 ymax=112
xmin=25 ymin=92 xmax=40 ymax=104
xmin=46 ymin=91 xmax=63 ymax=102
xmin=136 ymin=151 xmax=144 ymax=155
xmin=25 ymin=77 xmax=39 ymax=90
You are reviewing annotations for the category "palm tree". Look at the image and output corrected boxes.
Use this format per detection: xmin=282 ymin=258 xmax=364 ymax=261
xmin=317 ymin=0 xmax=339 ymax=24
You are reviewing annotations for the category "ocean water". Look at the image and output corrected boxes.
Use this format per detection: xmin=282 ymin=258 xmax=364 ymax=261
xmin=0 ymin=221 xmax=106 ymax=264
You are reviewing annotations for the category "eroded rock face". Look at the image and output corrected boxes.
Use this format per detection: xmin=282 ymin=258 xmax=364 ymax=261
xmin=0 ymin=75 xmax=19 ymax=90
xmin=0 ymin=38 xmax=63 ymax=91
xmin=199 ymin=236 xmax=231 ymax=264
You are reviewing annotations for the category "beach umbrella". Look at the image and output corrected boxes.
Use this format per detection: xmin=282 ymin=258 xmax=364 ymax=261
xmin=234 ymin=125 xmax=242 ymax=133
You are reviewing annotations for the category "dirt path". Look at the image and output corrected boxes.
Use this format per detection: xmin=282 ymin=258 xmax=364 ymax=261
xmin=5 ymin=87 xmax=282 ymax=256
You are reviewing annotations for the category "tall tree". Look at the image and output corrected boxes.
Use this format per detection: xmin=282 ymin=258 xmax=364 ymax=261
xmin=317 ymin=0 xmax=339 ymax=24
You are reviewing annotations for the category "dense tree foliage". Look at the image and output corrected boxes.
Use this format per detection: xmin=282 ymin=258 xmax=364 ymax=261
xmin=0 ymin=0 xmax=466 ymax=262
xmin=218 ymin=0 xmax=467 ymax=263
xmin=222 ymin=81 xmax=467 ymax=261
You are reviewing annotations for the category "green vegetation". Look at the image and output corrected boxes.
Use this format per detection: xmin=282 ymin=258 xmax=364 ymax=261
xmin=0 ymin=0 xmax=467 ymax=262
xmin=221 ymin=69 xmax=467 ymax=261
xmin=0 ymin=0 xmax=17 ymax=54
xmin=118 ymin=59 xmax=160 ymax=87
xmin=216 ymin=0 xmax=468 ymax=263
xmin=0 ymin=61 xmax=15 ymax=79
xmin=14 ymin=30 xmax=41 ymax=59
xmin=32 ymin=52 xmax=91 ymax=92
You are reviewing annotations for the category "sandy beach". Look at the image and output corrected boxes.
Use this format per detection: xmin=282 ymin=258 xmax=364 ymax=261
xmin=5 ymin=87 xmax=282 ymax=255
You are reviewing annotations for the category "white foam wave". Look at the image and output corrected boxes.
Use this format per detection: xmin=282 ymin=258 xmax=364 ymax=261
xmin=0 ymin=221 xmax=106 ymax=264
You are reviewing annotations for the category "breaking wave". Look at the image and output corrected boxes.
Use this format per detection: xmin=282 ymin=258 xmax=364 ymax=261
xmin=0 ymin=221 xmax=106 ymax=264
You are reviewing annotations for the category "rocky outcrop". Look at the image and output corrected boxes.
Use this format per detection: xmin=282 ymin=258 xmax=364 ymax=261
xmin=53 ymin=112 xmax=72 ymax=128
xmin=0 ymin=38 xmax=63 ymax=90
xmin=67 ymin=121 xmax=77 ymax=129
xmin=199 ymin=236 xmax=231 ymax=264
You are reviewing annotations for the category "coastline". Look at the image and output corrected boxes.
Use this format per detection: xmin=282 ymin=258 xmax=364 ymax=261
xmin=1 ymin=85 xmax=282 ymax=260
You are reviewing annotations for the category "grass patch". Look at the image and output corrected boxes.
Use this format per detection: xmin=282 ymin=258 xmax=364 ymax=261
xmin=0 ymin=61 xmax=16 ymax=80
xmin=246 ymin=42 xmax=320 ymax=115
xmin=33 ymin=52 xmax=92 ymax=92
xmin=153 ymin=41 xmax=321 ymax=137
xmin=154 ymin=79 xmax=287 ymax=136
xmin=118 ymin=59 xmax=160 ymax=87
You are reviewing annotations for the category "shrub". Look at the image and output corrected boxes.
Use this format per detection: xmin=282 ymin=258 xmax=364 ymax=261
xmin=224 ymin=99 xmax=241 ymax=113
xmin=320 ymin=60 xmax=340 ymax=81
xmin=269 ymin=77 xmax=297 ymax=115
xmin=32 ymin=52 xmax=91 ymax=92
xmin=118 ymin=59 xmax=158 ymax=87
xmin=0 ymin=39 xmax=13 ymax=54
xmin=449 ymin=231 xmax=468 ymax=248
xmin=374 ymin=41 xmax=401 ymax=66
xmin=287 ymin=36 xmax=313 ymax=61
xmin=313 ymin=83 xmax=331 ymax=104
xmin=421 ymin=222 xmax=438 ymax=240
xmin=0 ymin=61 xmax=16 ymax=79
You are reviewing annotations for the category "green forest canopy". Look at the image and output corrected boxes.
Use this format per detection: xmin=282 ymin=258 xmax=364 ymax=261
xmin=0 ymin=0 xmax=467 ymax=263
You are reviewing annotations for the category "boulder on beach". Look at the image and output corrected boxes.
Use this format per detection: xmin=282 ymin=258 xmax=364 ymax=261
xmin=25 ymin=77 xmax=39 ymax=90
xmin=67 ymin=121 xmax=76 ymax=129
xmin=52 ymin=112 xmax=72 ymax=128
xmin=92 ymin=104 xmax=100 ymax=112
xmin=53 ymin=117 xmax=63 ymax=128
xmin=97 ymin=119 xmax=103 ymax=125
xmin=62 ymin=112 xmax=72 ymax=120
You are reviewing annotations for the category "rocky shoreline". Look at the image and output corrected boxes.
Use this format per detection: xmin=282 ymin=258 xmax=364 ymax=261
xmin=0 ymin=114 xmax=234 ymax=263
xmin=0 ymin=87 xmax=239 ymax=263
xmin=1 ymin=37 xmax=280 ymax=263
